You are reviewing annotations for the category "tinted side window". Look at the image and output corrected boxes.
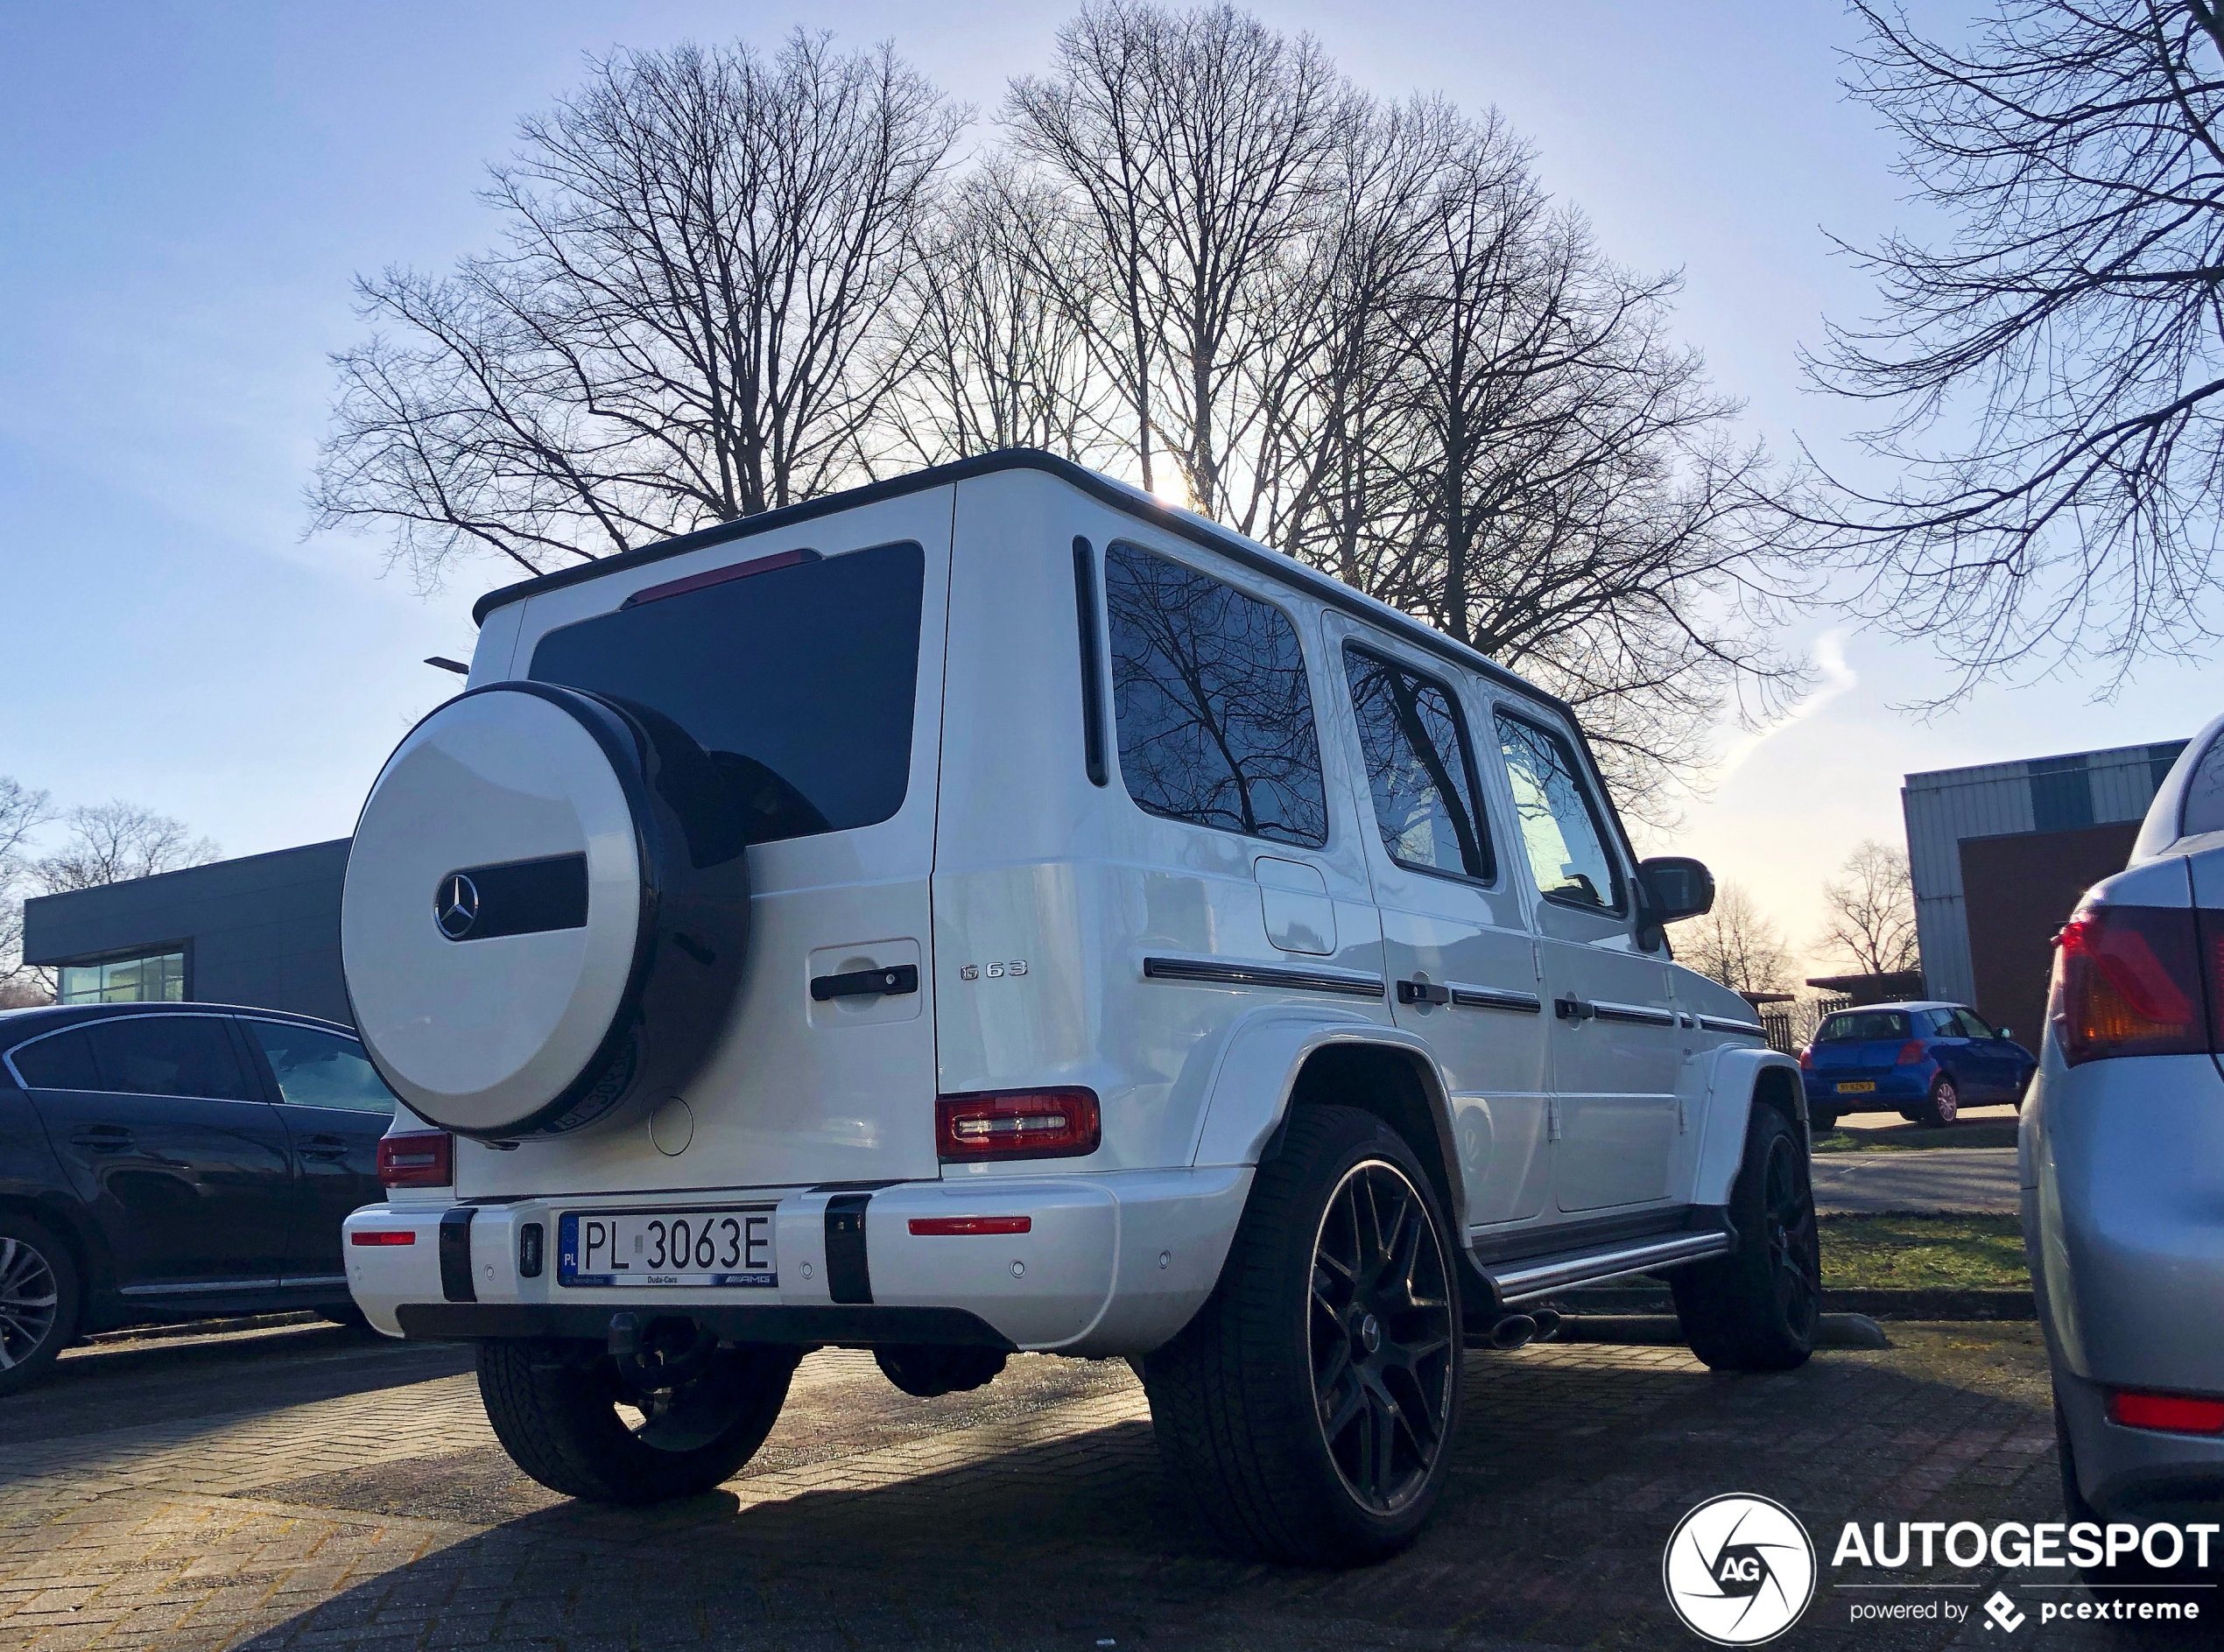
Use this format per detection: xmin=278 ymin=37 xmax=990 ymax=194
xmin=1494 ymin=713 xmax=1624 ymax=912
xmin=248 ymin=1023 xmax=396 ymax=1114
xmin=1956 ymin=1009 xmax=1997 ymax=1039
xmin=2184 ymin=733 xmax=2224 ymax=836
xmin=530 ymin=541 xmax=925 ymax=847
xmin=11 ymin=1028 xmax=98 ymax=1090
xmin=81 ymin=1016 xmax=251 ymax=1100
xmin=1344 ymin=648 xmax=1491 ymax=881
xmin=1105 ymin=543 xmax=1327 ymax=847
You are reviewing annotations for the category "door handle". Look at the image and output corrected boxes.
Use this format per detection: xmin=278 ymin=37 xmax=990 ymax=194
xmin=1396 ymin=979 xmax=1451 ymax=1007
xmin=1553 ymin=996 xmax=1595 ymax=1023
xmin=298 ymin=1136 xmax=350 ymax=1161
xmin=811 ymin=964 xmax=919 ymax=1002
xmin=70 ymin=1126 xmax=133 ymax=1150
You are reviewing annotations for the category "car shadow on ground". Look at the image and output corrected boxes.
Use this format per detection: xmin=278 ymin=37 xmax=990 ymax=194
xmin=218 ymin=1328 xmax=2194 ymax=1652
xmin=0 ymin=1323 xmax=472 ymax=1452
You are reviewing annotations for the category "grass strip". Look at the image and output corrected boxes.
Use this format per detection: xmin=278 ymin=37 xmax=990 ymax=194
xmin=1818 ymin=1213 xmax=2028 ymax=1291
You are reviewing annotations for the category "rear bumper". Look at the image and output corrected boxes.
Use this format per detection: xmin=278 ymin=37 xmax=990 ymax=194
xmin=1803 ymin=1069 xmax=1927 ymax=1107
xmin=345 ymin=1165 xmax=1250 ymax=1358
xmin=2054 ymin=1365 xmax=2224 ymax=1522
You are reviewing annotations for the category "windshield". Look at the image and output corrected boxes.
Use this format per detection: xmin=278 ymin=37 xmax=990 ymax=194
xmin=1817 ymin=1010 xmax=1911 ymax=1043
xmin=529 ymin=541 xmax=925 ymax=847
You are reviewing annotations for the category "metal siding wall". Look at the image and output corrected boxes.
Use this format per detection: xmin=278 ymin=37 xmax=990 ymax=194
xmin=20 ymin=840 xmax=354 ymax=1024
xmin=1902 ymin=739 xmax=2185 ymax=1009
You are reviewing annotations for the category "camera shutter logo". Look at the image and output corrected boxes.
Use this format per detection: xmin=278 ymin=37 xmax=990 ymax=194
xmin=1662 ymin=1494 xmax=1816 ymax=1645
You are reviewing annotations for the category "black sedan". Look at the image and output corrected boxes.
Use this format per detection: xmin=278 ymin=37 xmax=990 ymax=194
xmin=0 ymin=1001 xmax=393 ymax=1392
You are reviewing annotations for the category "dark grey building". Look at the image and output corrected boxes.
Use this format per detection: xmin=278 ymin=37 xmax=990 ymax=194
xmin=20 ymin=839 xmax=353 ymax=1024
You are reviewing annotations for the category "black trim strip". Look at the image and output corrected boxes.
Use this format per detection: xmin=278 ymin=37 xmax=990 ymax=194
xmin=1590 ymin=1001 xmax=1678 ymax=1028
xmin=824 ymin=1193 xmax=873 ymax=1304
xmin=1143 ymin=955 xmax=1386 ymax=999
xmin=395 ymin=1301 xmax=1015 ymax=1349
xmin=439 ymin=1207 xmax=478 ymax=1303
xmin=1449 ymin=985 xmax=1545 ymax=1015
xmin=1073 ymin=536 xmax=1108 ymax=787
xmin=1700 ymin=1016 xmax=1768 ymax=1037
xmin=810 ymin=964 xmax=919 ymax=1002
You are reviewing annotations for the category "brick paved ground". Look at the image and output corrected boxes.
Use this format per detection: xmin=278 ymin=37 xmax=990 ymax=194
xmin=0 ymin=1318 xmax=2209 ymax=1650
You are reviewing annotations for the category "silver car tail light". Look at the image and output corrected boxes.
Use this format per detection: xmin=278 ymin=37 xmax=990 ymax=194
xmin=2048 ymin=904 xmax=2216 ymax=1065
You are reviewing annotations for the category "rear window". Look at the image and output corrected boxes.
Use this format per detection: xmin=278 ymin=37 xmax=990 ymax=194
xmin=1817 ymin=1010 xmax=1911 ymax=1043
xmin=530 ymin=542 xmax=925 ymax=847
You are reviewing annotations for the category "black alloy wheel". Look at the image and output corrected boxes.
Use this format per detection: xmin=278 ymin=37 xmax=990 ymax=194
xmin=1671 ymin=1105 xmax=1819 ymax=1372
xmin=1760 ymin=1131 xmax=1820 ymax=1338
xmin=1307 ymin=1160 xmax=1459 ymax=1516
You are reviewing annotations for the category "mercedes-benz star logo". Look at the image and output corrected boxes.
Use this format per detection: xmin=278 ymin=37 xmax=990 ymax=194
xmin=1662 ymin=1494 xmax=1816 ymax=1646
xmin=435 ymin=873 xmax=481 ymax=941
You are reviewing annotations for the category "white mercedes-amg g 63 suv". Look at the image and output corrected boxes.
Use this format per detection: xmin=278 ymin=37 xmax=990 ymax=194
xmin=340 ymin=452 xmax=1814 ymax=1565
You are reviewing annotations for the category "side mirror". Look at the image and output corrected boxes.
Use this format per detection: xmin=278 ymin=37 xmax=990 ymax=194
xmin=1997 ymin=1027 xmax=2012 ymax=1041
xmin=1639 ymin=856 xmax=1715 ymax=924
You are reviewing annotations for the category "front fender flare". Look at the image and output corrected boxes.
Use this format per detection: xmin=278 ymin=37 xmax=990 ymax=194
xmin=1187 ymin=1006 xmax=1464 ymax=1232
xmin=1692 ymin=1045 xmax=1806 ymax=1208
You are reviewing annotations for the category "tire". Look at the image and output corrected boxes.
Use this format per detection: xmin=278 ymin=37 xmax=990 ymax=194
xmin=0 ymin=1216 xmax=79 ymax=1397
xmin=1672 ymin=1107 xmax=1819 ymax=1373
xmin=1141 ymin=1105 xmax=1462 ymax=1566
xmin=1923 ymin=1074 xmax=1960 ymax=1127
xmin=1897 ymin=1108 xmax=1925 ymax=1123
xmin=1808 ymin=1107 xmax=1838 ymax=1135
xmin=477 ymin=1336 xmax=798 ymax=1503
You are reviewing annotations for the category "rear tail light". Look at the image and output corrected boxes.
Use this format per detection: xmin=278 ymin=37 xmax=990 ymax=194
xmin=2108 ymin=1389 xmax=2224 ymax=1434
xmin=350 ymin=1229 xmax=416 ymax=1246
xmin=1894 ymin=1039 xmax=1925 ymax=1065
xmin=935 ymin=1088 xmax=1101 ymax=1161
xmin=1797 ymin=1046 xmax=1812 ymax=1070
xmin=2050 ymin=905 xmax=2213 ymax=1065
xmin=377 ymin=1129 xmax=454 ymax=1188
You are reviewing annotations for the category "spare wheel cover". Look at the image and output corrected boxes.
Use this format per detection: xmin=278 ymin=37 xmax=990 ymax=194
xmin=341 ymin=682 xmax=734 ymax=1138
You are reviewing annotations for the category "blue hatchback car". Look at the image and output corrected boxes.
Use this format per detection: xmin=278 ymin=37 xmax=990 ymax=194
xmin=1799 ymin=1001 xmax=2037 ymax=1131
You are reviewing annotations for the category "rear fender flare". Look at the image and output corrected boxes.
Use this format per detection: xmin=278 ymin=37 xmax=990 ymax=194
xmin=1692 ymin=1046 xmax=1807 ymax=1207
xmin=1187 ymin=1008 xmax=1464 ymax=1232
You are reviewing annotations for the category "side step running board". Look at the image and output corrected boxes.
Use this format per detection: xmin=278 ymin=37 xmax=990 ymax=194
xmin=1484 ymin=1230 xmax=1734 ymax=1305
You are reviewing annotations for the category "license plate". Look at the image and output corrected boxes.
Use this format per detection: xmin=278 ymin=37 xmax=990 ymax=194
xmin=558 ymin=1207 xmax=777 ymax=1288
xmin=1835 ymin=1081 xmax=1877 ymax=1094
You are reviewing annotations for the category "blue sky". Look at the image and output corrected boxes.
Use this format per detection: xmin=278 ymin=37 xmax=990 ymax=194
xmin=3 ymin=2 xmax=2212 ymax=966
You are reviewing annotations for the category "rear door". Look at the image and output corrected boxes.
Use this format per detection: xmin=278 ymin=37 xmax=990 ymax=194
xmin=488 ymin=489 xmax=955 ymax=1194
xmin=1486 ymin=706 xmax=1683 ymax=1213
xmin=239 ymin=1019 xmax=395 ymax=1283
xmin=9 ymin=1014 xmax=297 ymax=1294
xmin=1327 ymin=617 xmax=1549 ymax=1226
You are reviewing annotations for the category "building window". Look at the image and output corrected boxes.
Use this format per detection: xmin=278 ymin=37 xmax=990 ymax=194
xmin=57 ymin=950 xmax=187 ymax=1005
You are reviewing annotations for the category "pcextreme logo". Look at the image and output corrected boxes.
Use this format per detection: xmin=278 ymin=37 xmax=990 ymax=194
xmin=1663 ymin=1494 xmax=1819 ymax=1645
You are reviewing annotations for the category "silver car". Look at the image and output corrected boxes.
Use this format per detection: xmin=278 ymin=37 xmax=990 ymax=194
xmin=2025 ymin=710 xmax=2224 ymax=1523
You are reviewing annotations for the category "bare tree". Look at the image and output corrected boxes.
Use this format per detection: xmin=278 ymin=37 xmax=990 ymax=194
xmin=1815 ymin=839 xmax=1921 ymax=977
xmin=1806 ymin=1 xmax=2224 ymax=702
xmin=0 ymin=778 xmax=57 ymax=993
xmin=878 ymin=169 xmax=1111 ymax=467
xmin=30 ymin=803 xmax=219 ymax=895
xmin=1672 ymin=882 xmax=1795 ymax=995
xmin=312 ymin=33 xmax=965 ymax=587
xmin=1005 ymin=2 xmax=1358 ymax=521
